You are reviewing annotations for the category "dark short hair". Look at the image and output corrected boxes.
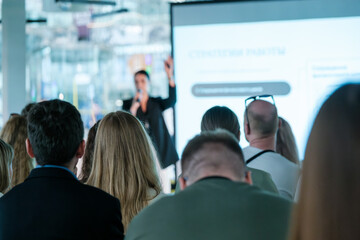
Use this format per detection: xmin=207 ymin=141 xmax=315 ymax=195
xmin=27 ymin=99 xmax=84 ymax=165
xmin=134 ymin=70 xmax=150 ymax=81
xmin=201 ymin=106 xmax=240 ymax=139
xmin=21 ymin=102 xmax=36 ymax=118
xmin=181 ymin=130 xmax=245 ymax=177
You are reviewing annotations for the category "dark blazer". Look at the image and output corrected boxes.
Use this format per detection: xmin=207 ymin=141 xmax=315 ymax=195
xmin=123 ymin=85 xmax=178 ymax=168
xmin=126 ymin=177 xmax=292 ymax=240
xmin=0 ymin=167 xmax=124 ymax=240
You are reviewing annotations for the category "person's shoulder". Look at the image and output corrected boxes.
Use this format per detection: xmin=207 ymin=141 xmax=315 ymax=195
xmin=253 ymin=190 xmax=293 ymax=214
xmin=250 ymin=148 xmax=299 ymax=169
xmin=248 ymin=167 xmax=270 ymax=177
xmin=122 ymin=98 xmax=133 ymax=109
xmin=252 ymin=187 xmax=292 ymax=203
xmin=249 ymin=167 xmax=279 ymax=193
xmin=242 ymin=146 xmax=261 ymax=157
xmin=123 ymin=98 xmax=133 ymax=103
xmin=146 ymin=193 xmax=176 ymax=210
xmin=148 ymin=179 xmax=290 ymax=213
xmin=233 ymin=182 xmax=292 ymax=212
xmin=130 ymin=191 xmax=184 ymax=223
xmin=148 ymin=190 xmax=167 ymax=205
xmin=0 ymin=180 xmax=30 ymax=201
xmin=76 ymin=182 xmax=119 ymax=203
xmin=206 ymin=178 xmax=290 ymax=204
xmin=126 ymin=194 xmax=176 ymax=237
xmin=123 ymin=98 xmax=133 ymax=106
xmin=269 ymin=152 xmax=300 ymax=169
xmin=150 ymin=96 xmax=162 ymax=102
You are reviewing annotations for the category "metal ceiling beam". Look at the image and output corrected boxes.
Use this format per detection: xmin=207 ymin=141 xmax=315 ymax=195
xmin=92 ymin=8 xmax=128 ymax=18
xmin=55 ymin=0 xmax=116 ymax=6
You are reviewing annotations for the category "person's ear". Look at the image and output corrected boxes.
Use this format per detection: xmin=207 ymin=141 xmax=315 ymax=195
xmin=245 ymin=122 xmax=251 ymax=136
xmin=25 ymin=138 xmax=35 ymax=158
xmin=244 ymin=171 xmax=253 ymax=185
xmin=179 ymin=176 xmax=187 ymax=190
xmin=75 ymin=140 xmax=85 ymax=159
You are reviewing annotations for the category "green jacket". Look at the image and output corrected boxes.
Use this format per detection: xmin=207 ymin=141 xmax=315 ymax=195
xmin=126 ymin=177 xmax=292 ymax=240
xmin=249 ymin=167 xmax=279 ymax=194
xmin=175 ymin=167 xmax=279 ymax=195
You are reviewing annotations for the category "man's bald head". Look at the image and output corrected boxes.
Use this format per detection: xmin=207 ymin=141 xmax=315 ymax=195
xmin=245 ymin=100 xmax=279 ymax=137
xmin=181 ymin=130 xmax=247 ymax=186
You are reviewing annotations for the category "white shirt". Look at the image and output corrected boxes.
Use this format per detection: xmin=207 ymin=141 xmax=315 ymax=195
xmin=243 ymin=146 xmax=300 ymax=200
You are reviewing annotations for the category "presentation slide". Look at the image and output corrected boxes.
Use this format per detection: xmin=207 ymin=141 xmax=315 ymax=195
xmin=172 ymin=1 xmax=360 ymax=160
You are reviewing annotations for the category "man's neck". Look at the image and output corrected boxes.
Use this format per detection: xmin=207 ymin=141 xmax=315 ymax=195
xmin=189 ymin=170 xmax=244 ymax=186
xmin=60 ymin=157 xmax=78 ymax=175
xmin=249 ymin=136 xmax=276 ymax=151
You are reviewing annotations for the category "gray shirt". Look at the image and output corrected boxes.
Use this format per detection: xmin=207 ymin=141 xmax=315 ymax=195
xmin=243 ymin=146 xmax=300 ymax=200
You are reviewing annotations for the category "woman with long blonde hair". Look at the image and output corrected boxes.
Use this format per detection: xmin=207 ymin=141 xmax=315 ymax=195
xmin=0 ymin=115 xmax=34 ymax=187
xmin=289 ymin=84 xmax=360 ymax=240
xmin=0 ymin=139 xmax=14 ymax=196
xmin=86 ymin=111 xmax=162 ymax=231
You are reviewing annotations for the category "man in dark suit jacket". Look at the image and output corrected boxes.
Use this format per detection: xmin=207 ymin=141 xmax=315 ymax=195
xmin=126 ymin=130 xmax=292 ymax=240
xmin=0 ymin=100 xmax=124 ymax=240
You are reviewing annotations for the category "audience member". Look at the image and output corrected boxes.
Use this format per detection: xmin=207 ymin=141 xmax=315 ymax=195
xmin=0 ymin=100 xmax=124 ymax=240
xmin=86 ymin=111 xmax=162 ymax=232
xmin=243 ymin=96 xmax=300 ymax=199
xmin=126 ymin=130 xmax=292 ymax=240
xmin=276 ymin=117 xmax=300 ymax=165
xmin=0 ymin=114 xmax=35 ymax=187
xmin=0 ymin=139 xmax=14 ymax=196
xmin=200 ymin=105 xmax=278 ymax=194
xmin=289 ymin=84 xmax=360 ymax=240
xmin=78 ymin=120 xmax=101 ymax=183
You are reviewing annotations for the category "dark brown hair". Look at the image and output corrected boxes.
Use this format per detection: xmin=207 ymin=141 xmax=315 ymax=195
xmin=79 ymin=120 xmax=101 ymax=183
xmin=289 ymin=84 xmax=360 ymax=240
xmin=201 ymin=106 xmax=240 ymax=139
xmin=27 ymin=100 xmax=84 ymax=165
xmin=21 ymin=102 xmax=36 ymax=118
xmin=134 ymin=70 xmax=150 ymax=81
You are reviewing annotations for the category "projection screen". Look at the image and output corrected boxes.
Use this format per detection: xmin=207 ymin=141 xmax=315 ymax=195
xmin=171 ymin=0 xmax=360 ymax=160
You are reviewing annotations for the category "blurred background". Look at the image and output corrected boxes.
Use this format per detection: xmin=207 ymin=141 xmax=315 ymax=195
xmin=0 ymin=0 xmax=185 ymax=128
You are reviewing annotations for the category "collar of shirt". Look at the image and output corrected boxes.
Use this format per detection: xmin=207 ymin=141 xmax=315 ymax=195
xmin=36 ymin=164 xmax=78 ymax=180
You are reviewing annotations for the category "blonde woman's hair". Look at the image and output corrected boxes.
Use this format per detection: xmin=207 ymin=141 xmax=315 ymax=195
xmin=276 ymin=117 xmax=300 ymax=164
xmin=0 ymin=115 xmax=34 ymax=187
xmin=0 ymin=138 xmax=14 ymax=193
xmin=86 ymin=111 xmax=161 ymax=231
xmin=289 ymin=84 xmax=360 ymax=240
